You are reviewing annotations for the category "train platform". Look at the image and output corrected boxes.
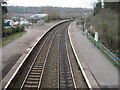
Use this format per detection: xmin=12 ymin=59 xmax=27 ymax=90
xmin=68 ymin=21 xmax=119 ymax=88
xmin=1 ymin=20 xmax=62 ymax=88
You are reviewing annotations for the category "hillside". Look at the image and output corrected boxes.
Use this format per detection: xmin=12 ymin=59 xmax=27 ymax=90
xmin=7 ymin=6 xmax=92 ymax=14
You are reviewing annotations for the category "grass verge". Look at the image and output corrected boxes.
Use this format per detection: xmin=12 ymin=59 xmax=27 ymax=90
xmin=1 ymin=31 xmax=26 ymax=47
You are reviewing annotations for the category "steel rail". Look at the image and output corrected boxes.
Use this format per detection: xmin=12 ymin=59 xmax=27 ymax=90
xmin=20 ymin=25 xmax=59 ymax=89
xmin=58 ymin=23 xmax=76 ymax=89
xmin=65 ymin=29 xmax=77 ymax=89
xmin=37 ymin=24 xmax=60 ymax=89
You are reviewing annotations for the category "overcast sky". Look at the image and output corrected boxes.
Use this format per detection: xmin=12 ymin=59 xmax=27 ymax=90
xmin=7 ymin=0 xmax=98 ymax=8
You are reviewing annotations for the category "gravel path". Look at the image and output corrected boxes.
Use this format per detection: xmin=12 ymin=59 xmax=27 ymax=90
xmin=1 ymin=20 xmax=61 ymax=79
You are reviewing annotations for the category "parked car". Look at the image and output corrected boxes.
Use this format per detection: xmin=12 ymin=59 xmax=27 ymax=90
xmin=4 ymin=20 xmax=15 ymax=26
xmin=20 ymin=21 xmax=30 ymax=25
xmin=13 ymin=21 xmax=20 ymax=26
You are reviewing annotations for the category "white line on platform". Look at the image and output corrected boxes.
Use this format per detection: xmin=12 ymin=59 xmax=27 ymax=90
xmin=68 ymin=22 xmax=92 ymax=90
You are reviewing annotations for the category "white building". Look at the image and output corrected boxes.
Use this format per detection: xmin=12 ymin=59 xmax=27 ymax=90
xmin=29 ymin=14 xmax=48 ymax=19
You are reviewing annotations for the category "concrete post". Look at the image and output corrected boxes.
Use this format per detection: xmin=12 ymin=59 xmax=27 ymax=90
xmin=94 ymin=32 xmax=99 ymax=42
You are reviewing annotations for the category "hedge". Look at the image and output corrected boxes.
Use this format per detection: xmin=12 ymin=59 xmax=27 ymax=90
xmin=2 ymin=25 xmax=25 ymax=37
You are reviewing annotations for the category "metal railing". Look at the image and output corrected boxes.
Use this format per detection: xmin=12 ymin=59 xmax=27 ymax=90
xmin=87 ymin=33 xmax=120 ymax=66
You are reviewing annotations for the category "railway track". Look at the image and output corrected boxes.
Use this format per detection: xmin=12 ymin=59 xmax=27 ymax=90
xmin=20 ymin=22 xmax=58 ymax=89
xmin=5 ymin=21 xmax=88 ymax=89
xmin=58 ymin=26 xmax=76 ymax=88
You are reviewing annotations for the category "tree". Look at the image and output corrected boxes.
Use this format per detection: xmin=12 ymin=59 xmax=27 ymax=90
xmin=43 ymin=6 xmax=61 ymax=21
xmin=93 ymin=0 xmax=102 ymax=15
xmin=104 ymin=2 xmax=119 ymax=12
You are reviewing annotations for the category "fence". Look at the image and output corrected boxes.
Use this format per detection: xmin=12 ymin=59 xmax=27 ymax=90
xmin=87 ymin=33 xmax=120 ymax=66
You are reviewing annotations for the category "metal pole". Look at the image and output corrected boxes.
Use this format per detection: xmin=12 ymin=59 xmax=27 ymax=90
xmin=0 ymin=3 xmax=2 ymax=90
xmin=32 ymin=19 xmax=33 ymax=29
xmin=20 ymin=28 xmax=21 ymax=36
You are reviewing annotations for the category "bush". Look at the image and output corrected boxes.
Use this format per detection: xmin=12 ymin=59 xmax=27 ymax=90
xmin=2 ymin=31 xmax=7 ymax=37
xmin=87 ymin=9 xmax=118 ymax=55
xmin=19 ymin=25 xmax=25 ymax=31
xmin=14 ymin=26 xmax=20 ymax=32
xmin=2 ymin=25 xmax=25 ymax=37
xmin=3 ymin=27 xmax=13 ymax=36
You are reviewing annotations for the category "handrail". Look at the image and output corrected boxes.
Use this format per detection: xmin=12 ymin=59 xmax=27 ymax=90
xmin=87 ymin=33 xmax=120 ymax=66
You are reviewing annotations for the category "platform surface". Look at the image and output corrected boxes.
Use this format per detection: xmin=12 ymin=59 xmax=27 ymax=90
xmin=1 ymin=20 xmax=61 ymax=82
xmin=69 ymin=21 xmax=119 ymax=88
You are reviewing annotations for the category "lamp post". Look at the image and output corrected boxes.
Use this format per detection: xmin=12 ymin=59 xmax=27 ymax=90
xmin=0 ymin=1 xmax=3 ymax=90
xmin=0 ymin=3 xmax=2 ymax=38
xmin=83 ymin=14 xmax=87 ymax=35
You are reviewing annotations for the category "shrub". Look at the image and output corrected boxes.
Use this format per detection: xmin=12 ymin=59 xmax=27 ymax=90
xmin=2 ymin=30 xmax=7 ymax=37
xmin=14 ymin=26 xmax=20 ymax=32
xmin=87 ymin=9 xmax=118 ymax=55
xmin=3 ymin=27 xmax=13 ymax=35
xmin=19 ymin=25 xmax=25 ymax=31
xmin=2 ymin=25 xmax=25 ymax=37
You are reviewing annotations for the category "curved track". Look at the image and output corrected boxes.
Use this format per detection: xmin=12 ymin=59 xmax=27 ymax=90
xmin=5 ymin=21 xmax=88 ymax=89
xmin=58 ymin=26 xmax=76 ymax=88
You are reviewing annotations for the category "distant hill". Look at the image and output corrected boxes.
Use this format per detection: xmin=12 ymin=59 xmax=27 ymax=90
xmin=7 ymin=6 xmax=92 ymax=14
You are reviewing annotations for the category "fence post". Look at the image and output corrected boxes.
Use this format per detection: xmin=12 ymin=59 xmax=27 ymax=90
xmin=94 ymin=40 xmax=96 ymax=46
xmin=87 ymin=33 xmax=120 ymax=66
xmin=114 ymin=56 xmax=117 ymax=66
xmin=87 ymin=33 xmax=88 ymax=38
xmin=97 ymin=42 xmax=100 ymax=49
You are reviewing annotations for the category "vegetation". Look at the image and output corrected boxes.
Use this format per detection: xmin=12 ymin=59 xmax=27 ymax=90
xmin=1 ymin=1 xmax=26 ymax=46
xmin=87 ymin=1 xmax=119 ymax=57
xmin=1 ymin=31 xmax=26 ymax=47
xmin=7 ymin=6 xmax=92 ymax=15
xmin=93 ymin=1 xmax=102 ymax=15
xmin=104 ymin=2 xmax=119 ymax=12
xmin=44 ymin=6 xmax=61 ymax=22
xmin=2 ymin=25 xmax=25 ymax=37
xmin=6 ymin=6 xmax=92 ymax=22
xmin=7 ymin=6 xmax=92 ymax=22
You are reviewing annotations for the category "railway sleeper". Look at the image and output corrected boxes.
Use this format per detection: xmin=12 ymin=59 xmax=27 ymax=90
xmin=25 ymin=80 xmax=39 ymax=84
xmin=67 ymin=77 xmax=73 ymax=80
xmin=24 ymin=84 xmax=38 ymax=88
xmin=32 ymin=67 xmax=43 ymax=70
xmin=31 ymin=68 xmax=43 ymax=71
xmin=30 ymin=72 xmax=42 ymax=75
xmin=35 ymin=60 xmax=45 ymax=62
xmin=37 ymin=58 xmax=45 ymax=60
xmin=34 ymin=62 xmax=44 ymax=65
xmin=29 ymin=75 xmax=41 ymax=78
xmin=27 ymin=77 xmax=40 ymax=81
xmin=34 ymin=64 xmax=44 ymax=66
